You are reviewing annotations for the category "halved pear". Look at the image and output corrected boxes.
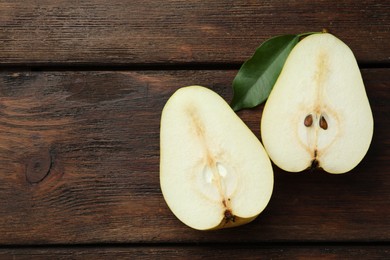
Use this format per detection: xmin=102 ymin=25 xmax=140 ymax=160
xmin=261 ymin=33 xmax=374 ymax=174
xmin=160 ymin=86 xmax=273 ymax=230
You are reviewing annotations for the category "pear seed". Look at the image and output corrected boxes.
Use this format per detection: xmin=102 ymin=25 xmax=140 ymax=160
xmin=319 ymin=116 xmax=328 ymax=130
xmin=304 ymin=114 xmax=313 ymax=127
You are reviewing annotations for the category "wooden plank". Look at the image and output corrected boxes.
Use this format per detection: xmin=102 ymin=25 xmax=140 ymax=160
xmin=0 ymin=0 xmax=389 ymax=65
xmin=0 ymin=69 xmax=388 ymax=244
xmin=1 ymin=246 xmax=389 ymax=259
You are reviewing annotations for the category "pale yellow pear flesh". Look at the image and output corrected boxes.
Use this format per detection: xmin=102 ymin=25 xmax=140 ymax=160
xmin=261 ymin=33 xmax=374 ymax=174
xmin=160 ymin=86 xmax=273 ymax=230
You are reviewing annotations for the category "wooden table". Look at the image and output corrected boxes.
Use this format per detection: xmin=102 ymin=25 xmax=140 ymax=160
xmin=0 ymin=1 xmax=389 ymax=258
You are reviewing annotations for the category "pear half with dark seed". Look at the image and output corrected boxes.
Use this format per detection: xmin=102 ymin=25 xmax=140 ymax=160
xmin=160 ymin=86 xmax=273 ymax=230
xmin=261 ymin=33 xmax=373 ymax=174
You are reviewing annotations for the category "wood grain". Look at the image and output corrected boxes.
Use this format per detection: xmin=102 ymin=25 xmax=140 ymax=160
xmin=1 ymin=246 xmax=389 ymax=259
xmin=0 ymin=0 xmax=389 ymax=65
xmin=0 ymin=69 xmax=388 ymax=244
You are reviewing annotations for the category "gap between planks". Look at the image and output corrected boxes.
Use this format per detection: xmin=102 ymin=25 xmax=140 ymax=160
xmin=0 ymin=62 xmax=388 ymax=72
xmin=0 ymin=241 xmax=389 ymax=249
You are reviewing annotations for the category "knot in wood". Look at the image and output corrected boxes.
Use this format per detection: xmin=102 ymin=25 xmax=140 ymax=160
xmin=26 ymin=150 xmax=53 ymax=184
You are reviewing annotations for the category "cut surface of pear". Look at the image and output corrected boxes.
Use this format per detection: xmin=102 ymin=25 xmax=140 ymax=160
xmin=261 ymin=33 xmax=374 ymax=174
xmin=160 ymin=86 xmax=273 ymax=230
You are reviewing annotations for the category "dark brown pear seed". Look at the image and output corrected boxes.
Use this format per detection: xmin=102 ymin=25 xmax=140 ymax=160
xmin=319 ymin=115 xmax=328 ymax=130
xmin=304 ymin=114 xmax=313 ymax=127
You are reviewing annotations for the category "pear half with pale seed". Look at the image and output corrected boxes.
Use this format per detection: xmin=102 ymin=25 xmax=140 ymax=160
xmin=261 ymin=33 xmax=374 ymax=174
xmin=160 ymin=86 xmax=273 ymax=230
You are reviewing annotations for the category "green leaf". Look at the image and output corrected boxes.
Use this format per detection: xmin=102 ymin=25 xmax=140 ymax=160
xmin=231 ymin=34 xmax=300 ymax=111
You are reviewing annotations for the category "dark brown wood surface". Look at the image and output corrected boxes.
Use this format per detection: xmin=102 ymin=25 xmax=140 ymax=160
xmin=0 ymin=70 xmax=389 ymax=245
xmin=0 ymin=0 xmax=389 ymax=65
xmin=0 ymin=0 xmax=389 ymax=258
xmin=1 ymin=246 xmax=389 ymax=259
